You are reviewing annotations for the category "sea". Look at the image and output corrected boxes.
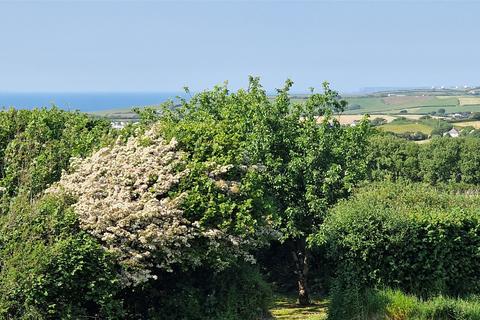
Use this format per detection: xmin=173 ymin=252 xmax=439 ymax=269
xmin=0 ymin=92 xmax=187 ymax=113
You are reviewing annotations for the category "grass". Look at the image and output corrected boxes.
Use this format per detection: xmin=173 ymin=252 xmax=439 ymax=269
xmin=363 ymin=289 xmax=480 ymax=320
xmin=269 ymin=294 xmax=328 ymax=320
xmin=269 ymin=290 xmax=480 ymax=320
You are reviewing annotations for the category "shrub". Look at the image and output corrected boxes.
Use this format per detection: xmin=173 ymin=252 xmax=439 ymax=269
xmin=0 ymin=194 xmax=123 ymax=319
xmin=316 ymin=182 xmax=480 ymax=298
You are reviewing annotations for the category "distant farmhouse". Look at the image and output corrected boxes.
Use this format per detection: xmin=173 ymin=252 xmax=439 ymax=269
xmin=443 ymin=128 xmax=460 ymax=138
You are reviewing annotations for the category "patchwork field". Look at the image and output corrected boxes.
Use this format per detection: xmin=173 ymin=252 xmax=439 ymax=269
xmin=344 ymin=95 xmax=464 ymax=115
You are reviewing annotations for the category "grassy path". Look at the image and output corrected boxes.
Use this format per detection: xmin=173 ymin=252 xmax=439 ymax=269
xmin=268 ymin=294 xmax=328 ymax=320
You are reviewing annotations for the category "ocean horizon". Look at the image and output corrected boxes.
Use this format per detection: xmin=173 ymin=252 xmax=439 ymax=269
xmin=0 ymin=92 xmax=187 ymax=113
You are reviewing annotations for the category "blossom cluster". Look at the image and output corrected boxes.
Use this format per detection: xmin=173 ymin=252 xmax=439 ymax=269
xmin=48 ymin=127 xmax=196 ymax=285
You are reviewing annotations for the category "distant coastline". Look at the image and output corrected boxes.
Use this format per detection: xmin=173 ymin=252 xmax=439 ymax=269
xmin=0 ymin=92 xmax=186 ymax=112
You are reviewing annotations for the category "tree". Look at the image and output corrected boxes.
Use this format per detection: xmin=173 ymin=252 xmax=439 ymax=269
xmin=419 ymin=137 xmax=461 ymax=184
xmin=438 ymin=108 xmax=446 ymax=115
xmin=256 ymin=80 xmax=372 ymax=305
xmin=366 ymin=134 xmax=420 ymax=182
xmin=158 ymin=77 xmax=372 ymax=305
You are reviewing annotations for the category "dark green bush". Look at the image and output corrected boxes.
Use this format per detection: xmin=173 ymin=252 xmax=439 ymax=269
xmin=122 ymin=263 xmax=272 ymax=320
xmin=0 ymin=194 xmax=123 ymax=319
xmin=316 ymin=182 xmax=480 ymax=298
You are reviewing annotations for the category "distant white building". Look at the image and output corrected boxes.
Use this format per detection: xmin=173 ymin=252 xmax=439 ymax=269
xmin=111 ymin=121 xmax=127 ymax=130
xmin=443 ymin=128 xmax=460 ymax=138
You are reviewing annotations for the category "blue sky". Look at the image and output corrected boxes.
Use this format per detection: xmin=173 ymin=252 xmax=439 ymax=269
xmin=0 ymin=1 xmax=478 ymax=93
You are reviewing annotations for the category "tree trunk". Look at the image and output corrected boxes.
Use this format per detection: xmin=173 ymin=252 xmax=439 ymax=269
xmin=292 ymin=239 xmax=311 ymax=306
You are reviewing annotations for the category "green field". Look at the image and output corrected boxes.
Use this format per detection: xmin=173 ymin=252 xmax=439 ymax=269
xmin=379 ymin=122 xmax=433 ymax=134
xmin=344 ymin=96 xmax=461 ymax=114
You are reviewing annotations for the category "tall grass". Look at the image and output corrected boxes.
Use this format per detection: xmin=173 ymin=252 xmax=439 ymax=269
xmin=363 ymin=289 xmax=480 ymax=320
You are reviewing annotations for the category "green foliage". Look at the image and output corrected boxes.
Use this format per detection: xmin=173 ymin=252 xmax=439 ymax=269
xmin=0 ymin=194 xmax=122 ymax=319
xmin=366 ymin=134 xmax=420 ymax=182
xmin=159 ymin=77 xmax=372 ymax=239
xmin=316 ymin=182 xmax=480 ymax=299
xmin=258 ymin=81 xmax=371 ymax=242
xmin=431 ymin=120 xmax=453 ymax=136
xmin=370 ymin=117 xmax=387 ymax=126
xmin=396 ymin=131 xmax=428 ymax=141
xmin=122 ymin=264 xmax=271 ymax=320
xmin=158 ymin=81 xmax=273 ymax=243
xmin=367 ymin=135 xmax=480 ymax=185
xmin=0 ymin=108 xmax=123 ymax=318
xmin=158 ymin=77 xmax=372 ymax=303
xmin=0 ymin=107 xmax=114 ymax=201
xmin=329 ymin=288 xmax=480 ymax=320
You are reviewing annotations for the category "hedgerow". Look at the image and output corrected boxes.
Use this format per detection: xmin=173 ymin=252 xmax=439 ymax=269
xmin=315 ymin=182 xmax=480 ymax=319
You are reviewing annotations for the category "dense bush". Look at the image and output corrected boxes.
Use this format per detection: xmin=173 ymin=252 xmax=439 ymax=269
xmin=316 ymin=182 xmax=480 ymax=298
xmin=367 ymin=135 xmax=480 ymax=185
xmin=0 ymin=194 xmax=122 ymax=319
xmin=366 ymin=134 xmax=420 ymax=182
